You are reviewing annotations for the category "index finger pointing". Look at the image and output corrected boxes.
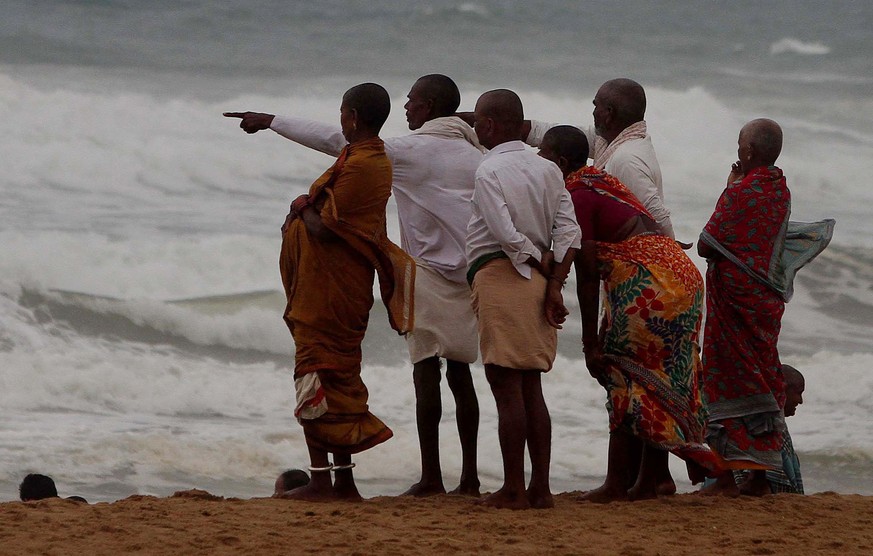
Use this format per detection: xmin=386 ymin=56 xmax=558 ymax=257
xmin=223 ymin=112 xmax=246 ymax=118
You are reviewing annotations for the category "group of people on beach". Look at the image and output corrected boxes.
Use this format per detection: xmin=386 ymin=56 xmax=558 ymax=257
xmin=224 ymin=73 xmax=831 ymax=509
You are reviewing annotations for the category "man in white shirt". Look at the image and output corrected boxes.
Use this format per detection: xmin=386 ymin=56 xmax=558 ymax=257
xmin=224 ymin=75 xmax=483 ymax=497
xmin=524 ymin=78 xmax=676 ymax=239
xmin=466 ymin=89 xmax=581 ymax=509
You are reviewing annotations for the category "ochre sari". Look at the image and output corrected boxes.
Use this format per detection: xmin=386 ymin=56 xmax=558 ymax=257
xmin=568 ymin=167 xmax=724 ymax=480
xmin=700 ymin=166 xmax=790 ymax=470
xmin=279 ymin=138 xmax=415 ymax=454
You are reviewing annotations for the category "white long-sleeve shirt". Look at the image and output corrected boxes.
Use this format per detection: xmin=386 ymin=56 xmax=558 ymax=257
xmin=466 ymin=141 xmax=581 ymax=279
xmin=270 ymin=116 xmax=483 ymax=284
xmin=526 ymin=121 xmax=675 ymax=238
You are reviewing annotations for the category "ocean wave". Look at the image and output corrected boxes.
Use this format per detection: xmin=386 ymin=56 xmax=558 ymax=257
xmin=770 ymin=37 xmax=831 ymax=56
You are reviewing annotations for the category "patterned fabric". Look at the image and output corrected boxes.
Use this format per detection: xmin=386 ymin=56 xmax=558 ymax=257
xmin=570 ymin=167 xmax=724 ymax=480
xmin=732 ymin=429 xmax=804 ymax=493
xmin=592 ymin=121 xmax=648 ymax=169
xmin=700 ymin=165 xmax=791 ymax=470
xmin=767 ymin=429 xmax=804 ymax=494
xmin=565 ymin=165 xmax=651 ymax=217
xmin=596 ymin=234 xmax=722 ymax=480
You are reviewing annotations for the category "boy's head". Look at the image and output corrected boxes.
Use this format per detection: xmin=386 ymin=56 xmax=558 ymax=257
xmin=19 ymin=474 xmax=58 ymax=501
xmin=783 ymin=364 xmax=805 ymax=417
xmin=273 ymin=468 xmax=310 ymax=497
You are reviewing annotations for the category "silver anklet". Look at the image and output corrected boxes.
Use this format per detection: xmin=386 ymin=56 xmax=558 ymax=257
xmin=308 ymin=463 xmax=334 ymax=473
xmin=332 ymin=463 xmax=356 ymax=471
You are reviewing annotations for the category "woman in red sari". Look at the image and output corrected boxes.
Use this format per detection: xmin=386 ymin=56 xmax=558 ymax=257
xmin=698 ymin=119 xmax=791 ymax=496
xmin=541 ymin=126 xmax=723 ymax=502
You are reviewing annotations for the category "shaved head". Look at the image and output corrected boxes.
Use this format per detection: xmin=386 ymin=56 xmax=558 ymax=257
xmin=342 ymin=82 xmax=391 ymax=131
xmin=782 ymin=364 xmax=804 ymax=391
xmin=473 ymin=89 xmax=524 ymax=149
xmin=741 ymin=118 xmax=783 ymax=166
xmin=599 ymin=78 xmax=647 ymax=126
xmin=477 ymin=89 xmax=524 ymax=126
xmin=414 ymin=74 xmax=461 ymax=117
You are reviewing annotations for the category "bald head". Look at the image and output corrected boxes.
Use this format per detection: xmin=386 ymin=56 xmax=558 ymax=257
xmin=782 ymin=364 xmax=805 ymax=417
xmin=473 ymin=89 xmax=524 ymax=149
xmin=477 ymin=89 xmax=524 ymax=125
xmin=782 ymin=364 xmax=804 ymax=391
xmin=342 ymin=82 xmax=391 ymax=132
xmin=414 ymin=74 xmax=461 ymax=117
xmin=740 ymin=118 xmax=783 ymax=166
xmin=599 ymin=78 xmax=646 ymax=126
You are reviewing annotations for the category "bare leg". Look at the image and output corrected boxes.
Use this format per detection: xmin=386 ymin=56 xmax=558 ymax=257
xmin=628 ymin=445 xmax=668 ymax=501
xmin=332 ymin=453 xmax=363 ymax=502
xmin=282 ymin=442 xmax=338 ymax=501
xmin=700 ymin=471 xmax=740 ymax=497
xmin=479 ymin=365 xmax=530 ymax=509
xmin=522 ymin=371 xmax=553 ymax=509
xmin=656 ymin=454 xmax=677 ymax=495
xmin=403 ymin=357 xmax=446 ymax=496
xmin=446 ymin=359 xmax=480 ymax=496
xmin=579 ymin=429 xmax=632 ymax=503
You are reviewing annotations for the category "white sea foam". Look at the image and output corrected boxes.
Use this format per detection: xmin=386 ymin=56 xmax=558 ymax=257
xmin=770 ymin=37 xmax=831 ymax=56
xmin=3 ymin=32 xmax=873 ymax=500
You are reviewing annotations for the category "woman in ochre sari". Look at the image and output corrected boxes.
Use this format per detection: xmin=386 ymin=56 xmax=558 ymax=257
xmin=540 ymin=126 xmax=723 ymax=502
xmin=236 ymin=83 xmax=415 ymax=501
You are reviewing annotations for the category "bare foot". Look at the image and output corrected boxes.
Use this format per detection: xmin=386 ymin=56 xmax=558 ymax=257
xmin=738 ymin=472 xmax=771 ymax=497
xmin=699 ymin=473 xmax=740 ymax=498
xmin=476 ymin=488 xmax=530 ymax=510
xmin=577 ymin=484 xmax=628 ymax=504
xmin=402 ymin=481 xmax=446 ymax=497
xmin=627 ymin=484 xmax=658 ymax=502
xmin=656 ymin=478 xmax=677 ymax=496
xmin=527 ymin=488 xmax=554 ymax=509
xmin=280 ymin=482 xmax=338 ymax=502
xmin=449 ymin=481 xmax=481 ymax=497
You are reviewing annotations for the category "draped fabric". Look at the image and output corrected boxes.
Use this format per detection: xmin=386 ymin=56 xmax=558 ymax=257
xmin=700 ymin=166 xmax=791 ymax=469
xmin=596 ymin=235 xmax=722 ymax=480
xmin=569 ymin=167 xmax=724 ymax=480
xmin=591 ymin=121 xmax=648 ymax=170
xmin=279 ymin=138 xmax=415 ymax=454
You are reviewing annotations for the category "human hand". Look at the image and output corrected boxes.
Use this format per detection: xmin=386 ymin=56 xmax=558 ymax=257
xmin=583 ymin=341 xmax=607 ymax=386
xmin=544 ymin=283 xmax=569 ymax=329
xmin=223 ymin=111 xmax=276 ymax=134
xmin=454 ymin=111 xmax=475 ymax=126
xmin=727 ymin=161 xmax=743 ymax=184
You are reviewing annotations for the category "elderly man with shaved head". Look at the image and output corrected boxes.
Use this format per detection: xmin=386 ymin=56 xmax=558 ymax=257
xmin=523 ymin=78 xmax=676 ymax=239
xmin=698 ymin=118 xmax=792 ymax=497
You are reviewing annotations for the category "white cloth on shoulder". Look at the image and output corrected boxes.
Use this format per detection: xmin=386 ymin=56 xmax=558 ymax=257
xmin=412 ymin=116 xmax=487 ymax=152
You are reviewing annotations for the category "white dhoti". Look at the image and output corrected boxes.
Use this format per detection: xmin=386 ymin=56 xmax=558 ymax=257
xmin=406 ymin=261 xmax=479 ymax=364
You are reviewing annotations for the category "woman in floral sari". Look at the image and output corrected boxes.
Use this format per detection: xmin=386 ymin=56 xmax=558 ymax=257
xmin=540 ymin=126 xmax=723 ymax=502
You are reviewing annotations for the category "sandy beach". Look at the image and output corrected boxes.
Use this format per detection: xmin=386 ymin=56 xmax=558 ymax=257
xmin=2 ymin=490 xmax=871 ymax=555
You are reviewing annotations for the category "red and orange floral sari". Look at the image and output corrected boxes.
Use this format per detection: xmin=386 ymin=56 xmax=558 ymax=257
xmin=567 ymin=167 xmax=723 ymax=480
